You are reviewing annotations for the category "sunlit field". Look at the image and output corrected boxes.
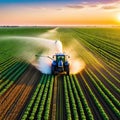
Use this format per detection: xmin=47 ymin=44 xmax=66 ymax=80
xmin=0 ymin=27 xmax=120 ymax=120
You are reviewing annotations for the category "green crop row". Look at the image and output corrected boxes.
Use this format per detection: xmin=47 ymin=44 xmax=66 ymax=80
xmin=74 ymin=28 xmax=120 ymax=50
xmin=63 ymin=75 xmax=93 ymax=120
xmin=0 ymin=62 xmax=29 ymax=95
xmin=74 ymin=31 xmax=120 ymax=65
xmin=75 ymin=30 xmax=120 ymax=56
xmin=37 ymin=75 xmax=52 ymax=120
xmin=66 ymin=76 xmax=79 ymax=120
xmin=87 ymin=68 xmax=120 ymax=108
xmin=0 ymin=57 xmax=14 ymax=67
xmin=71 ymin=75 xmax=94 ymax=120
xmin=63 ymin=76 xmax=72 ymax=120
xmin=72 ymin=28 xmax=120 ymax=70
xmin=1 ymin=61 xmax=23 ymax=79
xmin=0 ymin=58 xmax=17 ymax=72
xmin=29 ymin=75 xmax=48 ymax=120
xmin=92 ymin=64 xmax=120 ymax=93
xmin=0 ymin=27 xmax=52 ymax=36
xmin=22 ymin=75 xmax=54 ymax=120
xmin=43 ymin=76 xmax=54 ymax=120
xmin=81 ymin=74 xmax=109 ymax=120
xmin=69 ymin=75 xmax=87 ymax=120
xmin=74 ymin=28 xmax=120 ymax=46
xmin=21 ymin=75 xmax=45 ymax=120
xmin=86 ymin=69 xmax=120 ymax=118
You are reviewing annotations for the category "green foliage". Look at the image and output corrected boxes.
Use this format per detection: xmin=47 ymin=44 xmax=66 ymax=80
xmin=0 ymin=27 xmax=52 ymax=36
xmin=72 ymin=75 xmax=94 ymax=120
xmin=0 ymin=61 xmax=29 ymax=95
xmin=21 ymin=75 xmax=54 ymax=120
xmin=86 ymin=69 xmax=120 ymax=118
xmin=63 ymin=76 xmax=72 ymax=120
xmin=81 ymin=74 xmax=109 ymax=120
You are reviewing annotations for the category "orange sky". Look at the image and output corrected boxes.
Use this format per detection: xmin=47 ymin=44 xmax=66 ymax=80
xmin=0 ymin=2 xmax=120 ymax=26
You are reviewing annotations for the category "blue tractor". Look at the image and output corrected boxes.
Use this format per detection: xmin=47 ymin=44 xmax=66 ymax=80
xmin=51 ymin=53 xmax=70 ymax=75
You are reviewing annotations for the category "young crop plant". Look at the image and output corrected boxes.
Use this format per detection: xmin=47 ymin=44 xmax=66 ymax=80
xmin=91 ymin=65 xmax=120 ymax=94
xmin=29 ymin=75 xmax=48 ymax=120
xmin=37 ymin=75 xmax=51 ymax=120
xmin=81 ymin=73 xmax=109 ymax=120
xmin=88 ymin=67 xmax=120 ymax=108
xmin=72 ymin=75 xmax=94 ymax=120
xmin=86 ymin=69 xmax=120 ymax=118
xmin=21 ymin=75 xmax=45 ymax=120
xmin=63 ymin=76 xmax=72 ymax=120
xmin=69 ymin=75 xmax=88 ymax=120
xmin=0 ymin=62 xmax=29 ymax=95
xmin=66 ymin=76 xmax=79 ymax=120
xmin=43 ymin=75 xmax=54 ymax=120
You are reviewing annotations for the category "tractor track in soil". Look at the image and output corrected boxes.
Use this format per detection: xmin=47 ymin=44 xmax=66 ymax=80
xmin=0 ymin=65 xmax=40 ymax=120
xmin=56 ymin=75 xmax=65 ymax=120
xmin=77 ymin=74 xmax=102 ymax=120
xmin=82 ymin=71 xmax=118 ymax=120
xmin=51 ymin=75 xmax=65 ymax=120
xmin=89 ymin=66 xmax=120 ymax=101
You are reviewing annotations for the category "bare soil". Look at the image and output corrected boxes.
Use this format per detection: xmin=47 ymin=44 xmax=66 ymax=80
xmin=0 ymin=65 xmax=40 ymax=120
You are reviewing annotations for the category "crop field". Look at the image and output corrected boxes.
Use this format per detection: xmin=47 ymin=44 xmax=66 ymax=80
xmin=0 ymin=27 xmax=120 ymax=120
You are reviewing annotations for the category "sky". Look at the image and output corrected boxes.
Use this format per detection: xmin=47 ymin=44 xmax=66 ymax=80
xmin=0 ymin=0 xmax=120 ymax=26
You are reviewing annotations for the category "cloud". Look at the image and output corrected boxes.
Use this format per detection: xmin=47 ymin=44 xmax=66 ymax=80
xmin=89 ymin=4 xmax=98 ymax=7
xmin=66 ymin=4 xmax=84 ymax=9
xmin=89 ymin=0 xmax=120 ymax=4
xmin=80 ymin=2 xmax=98 ymax=7
xmin=56 ymin=8 xmax=63 ymax=11
xmin=101 ymin=6 xmax=117 ymax=10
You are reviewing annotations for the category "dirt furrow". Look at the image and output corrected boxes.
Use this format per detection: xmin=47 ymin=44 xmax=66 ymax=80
xmin=6 ymin=71 xmax=40 ymax=120
xmin=0 ymin=65 xmax=31 ymax=104
xmin=0 ymin=65 xmax=40 ymax=120
xmin=56 ymin=75 xmax=64 ymax=120
xmin=82 ymin=71 xmax=118 ymax=120
xmin=77 ymin=74 xmax=102 ymax=120
xmin=0 ymin=66 xmax=33 ymax=119
xmin=89 ymin=66 xmax=120 ymax=101
xmin=95 ymin=65 xmax=120 ymax=88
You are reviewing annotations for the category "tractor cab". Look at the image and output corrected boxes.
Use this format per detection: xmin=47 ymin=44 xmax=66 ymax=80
xmin=56 ymin=55 xmax=65 ymax=62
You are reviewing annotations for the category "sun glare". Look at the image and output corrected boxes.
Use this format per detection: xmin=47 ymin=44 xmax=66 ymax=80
xmin=117 ymin=14 xmax=120 ymax=22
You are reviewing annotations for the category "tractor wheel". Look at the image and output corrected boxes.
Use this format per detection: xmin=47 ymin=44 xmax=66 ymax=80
xmin=51 ymin=65 xmax=55 ymax=75
xmin=67 ymin=70 xmax=69 ymax=75
xmin=65 ymin=65 xmax=69 ymax=75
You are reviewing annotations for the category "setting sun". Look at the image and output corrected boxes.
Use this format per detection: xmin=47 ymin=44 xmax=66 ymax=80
xmin=117 ymin=14 xmax=120 ymax=22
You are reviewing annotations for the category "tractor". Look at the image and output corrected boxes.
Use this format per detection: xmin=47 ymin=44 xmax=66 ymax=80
xmin=51 ymin=53 xmax=70 ymax=75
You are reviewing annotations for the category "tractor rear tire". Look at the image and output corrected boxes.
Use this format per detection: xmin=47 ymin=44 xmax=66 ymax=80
xmin=51 ymin=65 xmax=55 ymax=75
xmin=65 ymin=65 xmax=69 ymax=75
